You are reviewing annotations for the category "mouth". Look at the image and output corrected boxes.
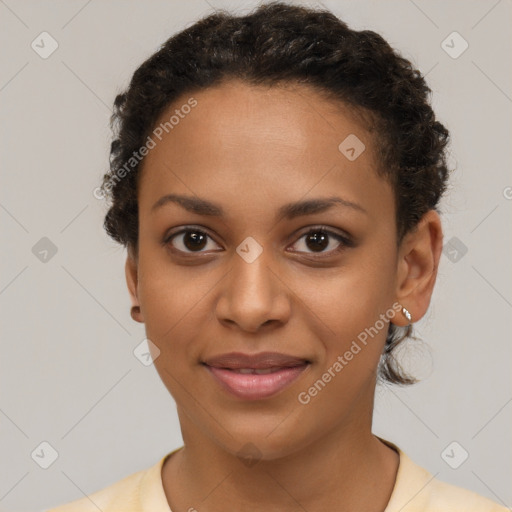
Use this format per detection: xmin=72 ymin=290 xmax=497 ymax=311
xmin=202 ymin=352 xmax=311 ymax=400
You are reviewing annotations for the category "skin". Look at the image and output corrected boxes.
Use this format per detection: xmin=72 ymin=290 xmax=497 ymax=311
xmin=125 ymin=79 xmax=443 ymax=512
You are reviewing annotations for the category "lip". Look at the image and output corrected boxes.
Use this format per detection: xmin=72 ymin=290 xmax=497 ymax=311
xmin=203 ymin=351 xmax=310 ymax=369
xmin=203 ymin=351 xmax=311 ymax=400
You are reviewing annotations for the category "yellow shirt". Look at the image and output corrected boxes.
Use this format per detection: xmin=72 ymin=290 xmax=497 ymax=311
xmin=45 ymin=438 xmax=508 ymax=511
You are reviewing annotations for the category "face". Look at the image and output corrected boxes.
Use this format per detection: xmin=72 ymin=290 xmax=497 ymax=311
xmin=126 ymin=80 xmax=422 ymax=460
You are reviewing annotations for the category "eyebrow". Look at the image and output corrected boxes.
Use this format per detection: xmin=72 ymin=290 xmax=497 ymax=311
xmin=151 ymin=193 xmax=367 ymax=219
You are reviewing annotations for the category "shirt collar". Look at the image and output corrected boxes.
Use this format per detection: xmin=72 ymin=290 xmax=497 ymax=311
xmin=378 ymin=437 xmax=433 ymax=511
xmin=140 ymin=438 xmax=433 ymax=512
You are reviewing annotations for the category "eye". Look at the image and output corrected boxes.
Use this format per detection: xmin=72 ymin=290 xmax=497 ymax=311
xmin=288 ymin=226 xmax=352 ymax=256
xmin=164 ymin=227 xmax=221 ymax=254
xmin=163 ymin=225 xmax=353 ymax=257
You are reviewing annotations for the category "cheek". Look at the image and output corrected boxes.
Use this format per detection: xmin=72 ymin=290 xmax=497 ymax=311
xmin=136 ymin=253 xmax=222 ymax=379
xmin=314 ymin=249 xmax=396 ymax=334
xmin=137 ymin=241 xmax=207 ymax=325
xmin=306 ymin=245 xmax=397 ymax=381
xmin=295 ymin=273 xmax=395 ymax=423
xmin=137 ymin=265 xmax=211 ymax=399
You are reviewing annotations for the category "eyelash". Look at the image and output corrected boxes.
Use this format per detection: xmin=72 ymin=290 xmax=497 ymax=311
xmin=163 ymin=225 xmax=353 ymax=258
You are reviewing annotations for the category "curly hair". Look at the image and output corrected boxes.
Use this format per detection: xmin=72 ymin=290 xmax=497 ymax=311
xmin=99 ymin=1 xmax=451 ymax=386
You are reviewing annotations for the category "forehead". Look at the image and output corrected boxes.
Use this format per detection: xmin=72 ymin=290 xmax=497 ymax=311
xmin=137 ymin=80 xmax=392 ymax=221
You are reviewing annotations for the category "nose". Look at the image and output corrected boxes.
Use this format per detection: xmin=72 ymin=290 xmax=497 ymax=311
xmin=214 ymin=250 xmax=291 ymax=333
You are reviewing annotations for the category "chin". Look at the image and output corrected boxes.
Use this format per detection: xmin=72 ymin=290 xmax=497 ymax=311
xmin=211 ymin=418 xmax=315 ymax=463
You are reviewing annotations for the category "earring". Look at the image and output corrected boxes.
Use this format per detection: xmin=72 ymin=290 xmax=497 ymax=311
xmin=401 ymin=306 xmax=412 ymax=324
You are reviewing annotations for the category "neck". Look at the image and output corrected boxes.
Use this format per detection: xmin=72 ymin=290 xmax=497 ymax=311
xmin=162 ymin=406 xmax=399 ymax=512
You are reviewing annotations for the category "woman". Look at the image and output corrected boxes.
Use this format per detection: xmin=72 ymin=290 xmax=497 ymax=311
xmin=46 ymin=2 xmax=507 ymax=511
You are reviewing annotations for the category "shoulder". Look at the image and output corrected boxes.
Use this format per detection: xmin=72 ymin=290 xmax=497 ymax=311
xmin=379 ymin=437 xmax=508 ymax=512
xmin=43 ymin=450 xmax=174 ymax=512
xmin=43 ymin=468 xmax=146 ymax=512
xmin=425 ymin=476 xmax=509 ymax=512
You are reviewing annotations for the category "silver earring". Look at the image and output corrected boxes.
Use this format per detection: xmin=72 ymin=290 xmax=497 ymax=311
xmin=402 ymin=306 xmax=412 ymax=324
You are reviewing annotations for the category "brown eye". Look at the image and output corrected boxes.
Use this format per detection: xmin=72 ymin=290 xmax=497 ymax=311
xmin=304 ymin=231 xmax=330 ymax=252
xmin=166 ymin=228 xmax=221 ymax=253
xmin=290 ymin=227 xmax=351 ymax=256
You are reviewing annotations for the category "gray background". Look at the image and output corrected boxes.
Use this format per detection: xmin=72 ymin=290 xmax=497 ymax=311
xmin=1 ymin=0 xmax=511 ymax=511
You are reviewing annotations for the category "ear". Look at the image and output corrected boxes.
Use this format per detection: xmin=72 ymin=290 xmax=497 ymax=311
xmin=125 ymin=250 xmax=145 ymax=323
xmin=392 ymin=209 xmax=443 ymax=327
